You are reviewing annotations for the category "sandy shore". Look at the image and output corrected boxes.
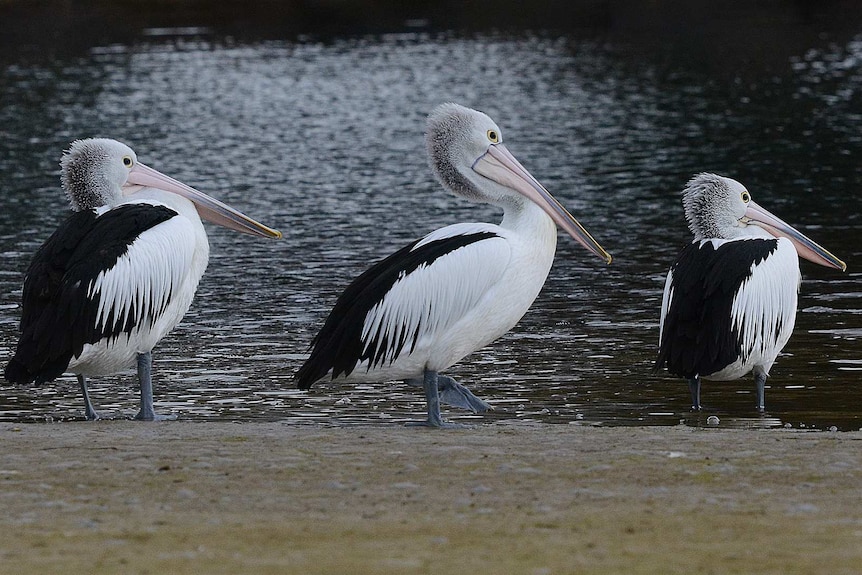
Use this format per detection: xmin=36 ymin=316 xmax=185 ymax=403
xmin=1 ymin=421 xmax=860 ymax=574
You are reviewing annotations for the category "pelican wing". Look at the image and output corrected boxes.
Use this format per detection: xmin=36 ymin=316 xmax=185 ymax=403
xmin=295 ymin=224 xmax=509 ymax=387
xmin=655 ymin=238 xmax=790 ymax=378
xmin=730 ymin=238 xmax=800 ymax=364
xmin=5 ymin=203 xmax=186 ymax=384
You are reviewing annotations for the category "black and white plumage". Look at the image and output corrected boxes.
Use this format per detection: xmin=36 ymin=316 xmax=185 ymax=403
xmin=296 ymin=103 xmax=612 ymax=427
xmin=4 ymin=138 xmax=281 ymax=420
xmin=656 ymin=173 xmax=846 ymax=411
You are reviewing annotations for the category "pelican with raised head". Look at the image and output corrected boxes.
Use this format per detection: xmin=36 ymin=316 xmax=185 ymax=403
xmin=295 ymin=103 xmax=612 ymax=427
xmin=656 ymin=173 xmax=846 ymax=411
xmin=4 ymin=138 xmax=282 ymax=420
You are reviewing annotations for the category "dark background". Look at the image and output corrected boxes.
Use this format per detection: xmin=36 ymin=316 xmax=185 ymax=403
xmin=2 ymin=1 xmax=861 ymax=61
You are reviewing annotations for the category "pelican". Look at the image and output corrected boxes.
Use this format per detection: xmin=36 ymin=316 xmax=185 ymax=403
xmin=4 ymin=138 xmax=281 ymax=420
xmin=655 ymin=173 xmax=846 ymax=411
xmin=295 ymin=103 xmax=612 ymax=427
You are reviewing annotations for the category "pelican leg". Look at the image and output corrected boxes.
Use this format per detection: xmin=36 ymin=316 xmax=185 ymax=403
xmin=134 ymin=352 xmax=175 ymax=421
xmin=688 ymin=377 xmax=702 ymax=411
xmin=753 ymin=368 xmax=767 ymax=412
xmin=436 ymin=375 xmax=492 ymax=413
xmin=78 ymin=374 xmax=99 ymax=421
xmin=405 ymin=369 xmax=464 ymax=429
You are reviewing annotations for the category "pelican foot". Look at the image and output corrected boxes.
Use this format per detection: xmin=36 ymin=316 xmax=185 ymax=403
xmin=436 ymin=375 xmax=492 ymax=413
xmin=404 ymin=369 xmax=474 ymax=429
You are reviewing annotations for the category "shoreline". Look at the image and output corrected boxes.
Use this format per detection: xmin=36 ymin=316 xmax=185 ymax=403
xmin=1 ymin=421 xmax=860 ymax=573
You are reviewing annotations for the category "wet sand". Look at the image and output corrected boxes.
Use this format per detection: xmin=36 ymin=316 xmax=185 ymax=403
xmin=1 ymin=421 xmax=860 ymax=574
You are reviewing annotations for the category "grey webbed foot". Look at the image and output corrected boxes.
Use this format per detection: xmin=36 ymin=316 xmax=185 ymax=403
xmin=436 ymin=375 xmax=492 ymax=413
xmin=404 ymin=369 xmax=473 ymax=428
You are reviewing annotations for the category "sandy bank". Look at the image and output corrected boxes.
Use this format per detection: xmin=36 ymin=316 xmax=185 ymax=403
xmin=1 ymin=421 xmax=860 ymax=574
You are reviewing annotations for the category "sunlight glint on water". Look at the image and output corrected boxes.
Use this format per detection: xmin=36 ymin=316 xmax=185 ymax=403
xmin=1 ymin=33 xmax=860 ymax=429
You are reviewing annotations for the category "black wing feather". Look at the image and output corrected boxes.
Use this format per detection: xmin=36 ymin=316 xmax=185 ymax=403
xmin=295 ymin=231 xmax=497 ymax=389
xmin=655 ymin=239 xmax=779 ymax=378
xmin=5 ymin=204 xmax=177 ymax=384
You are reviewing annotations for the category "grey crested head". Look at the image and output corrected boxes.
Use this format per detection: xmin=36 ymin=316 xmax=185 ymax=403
xmin=682 ymin=172 xmax=750 ymax=241
xmin=60 ymin=138 xmax=137 ymax=211
xmin=425 ymin=103 xmax=494 ymax=203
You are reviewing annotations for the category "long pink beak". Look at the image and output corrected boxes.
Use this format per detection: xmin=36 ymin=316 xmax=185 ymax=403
xmin=123 ymin=162 xmax=282 ymax=239
xmin=743 ymin=200 xmax=845 ymax=271
xmin=472 ymin=143 xmax=612 ymax=264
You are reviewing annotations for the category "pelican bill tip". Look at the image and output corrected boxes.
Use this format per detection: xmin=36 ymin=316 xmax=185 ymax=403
xmin=253 ymin=223 xmax=282 ymax=239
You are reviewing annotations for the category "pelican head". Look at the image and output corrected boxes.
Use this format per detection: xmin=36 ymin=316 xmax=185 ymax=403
xmin=60 ymin=138 xmax=281 ymax=238
xmin=61 ymin=138 xmax=137 ymax=211
xmin=425 ymin=103 xmax=612 ymax=264
xmin=682 ymin=172 xmax=845 ymax=271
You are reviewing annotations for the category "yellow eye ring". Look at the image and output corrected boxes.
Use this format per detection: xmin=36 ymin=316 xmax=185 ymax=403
xmin=486 ymin=129 xmax=499 ymax=143
xmin=122 ymin=156 xmax=133 ymax=168
xmin=741 ymin=191 xmax=751 ymax=203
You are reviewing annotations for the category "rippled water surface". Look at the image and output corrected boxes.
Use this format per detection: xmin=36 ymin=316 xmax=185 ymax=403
xmin=1 ymin=29 xmax=861 ymax=429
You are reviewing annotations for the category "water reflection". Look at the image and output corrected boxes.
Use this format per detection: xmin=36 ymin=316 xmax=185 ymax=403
xmin=0 ymin=30 xmax=860 ymax=429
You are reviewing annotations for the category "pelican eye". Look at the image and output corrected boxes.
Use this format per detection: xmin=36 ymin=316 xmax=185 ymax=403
xmin=122 ymin=155 xmax=134 ymax=168
xmin=486 ymin=130 xmax=499 ymax=143
xmin=741 ymin=191 xmax=751 ymax=203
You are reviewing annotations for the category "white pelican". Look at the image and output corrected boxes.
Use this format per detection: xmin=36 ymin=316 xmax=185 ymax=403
xmin=295 ymin=103 xmax=612 ymax=427
xmin=656 ymin=173 xmax=846 ymax=411
xmin=4 ymin=138 xmax=281 ymax=420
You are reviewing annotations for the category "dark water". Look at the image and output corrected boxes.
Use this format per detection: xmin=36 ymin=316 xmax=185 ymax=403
xmin=1 ymin=26 xmax=861 ymax=429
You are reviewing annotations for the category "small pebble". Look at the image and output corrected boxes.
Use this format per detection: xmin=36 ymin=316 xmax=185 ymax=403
xmin=828 ymin=426 xmax=838 ymax=432
xmin=706 ymin=415 xmax=720 ymax=426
